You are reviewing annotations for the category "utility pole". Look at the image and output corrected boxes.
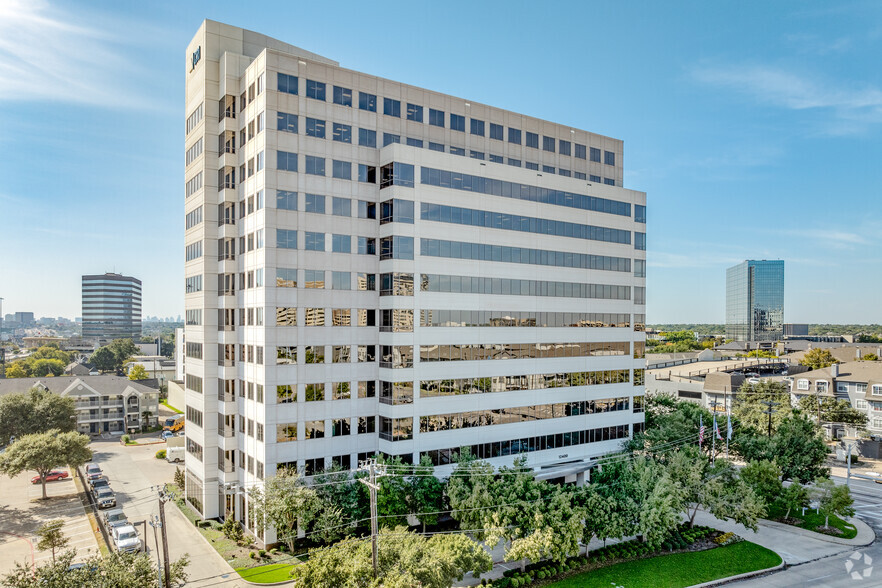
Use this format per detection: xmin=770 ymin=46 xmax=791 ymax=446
xmin=761 ymin=399 xmax=778 ymax=438
xmin=148 ymin=515 xmax=162 ymax=588
xmin=155 ymin=485 xmax=172 ymax=588
xmin=357 ymin=459 xmax=385 ymax=579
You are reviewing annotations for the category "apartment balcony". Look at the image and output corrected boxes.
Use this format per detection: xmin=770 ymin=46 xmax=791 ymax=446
xmin=220 ymin=460 xmax=235 ymax=473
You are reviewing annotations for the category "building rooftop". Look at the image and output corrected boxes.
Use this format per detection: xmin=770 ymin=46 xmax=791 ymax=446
xmin=0 ymin=375 xmax=159 ymax=397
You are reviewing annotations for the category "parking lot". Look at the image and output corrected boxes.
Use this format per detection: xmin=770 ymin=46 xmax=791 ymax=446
xmin=89 ymin=438 xmax=243 ymax=586
xmin=0 ymin=467 xmax=99 ymax=576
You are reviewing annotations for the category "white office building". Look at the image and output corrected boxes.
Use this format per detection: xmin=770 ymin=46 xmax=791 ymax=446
xmin=183 ymin=20 xmax=647 ymax=531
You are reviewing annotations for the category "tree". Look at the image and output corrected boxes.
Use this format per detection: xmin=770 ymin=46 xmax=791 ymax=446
xmin=574 ymin=486 xmax=628 ymax=548
xmin=30 ymin=359 xmax=65 ymax=377
xmin=128 ymin=365 xmax=149 ymax=380
xmin=797 ymin=396 xmax=867 ymax=429
xmin=89 ymin=347 xmax=117 ymax=373
xmin=0 ymin=430 xmax=92 ymax=499
xmin=862 ymin=353 xmax=879 ymax=361
xmin=446 ymin=451 xmax=499 ymax=541
xmin=739 ymin=460 xmax=783 ymax=509
xmin=800 ymin=348 xmax=838 ymax=370
xmin=2 ymin=549 xmax=189 ymax=588
xmin=503 ymin=486 xmax=584 ymax=567
xmin=35 ymin=520 xmax=68 ymax=564
xmin=108 ymin=339 xmax=139 ymax=368
xmin=779 ymin=483 xmax=810 ymax=519
xmin=4 ymin=362 xmax=29 ymax=378
xmin=140 ymin=410 xmax=152 ymax=431
xmin=0 ymin=387 xmax=77 ymax=445
xmin=290 ymin=527 xmax=492 ymax=588
xmin=313 ymin=465 xmax=369 ymax=535
xmin=407 ymin=455 xmax=444 ymax=533
xmin=174 ymin=466 xmax=185 ymax=490
xmin=247 ymin=468 xmax=319 ymax=552
xmin=376 ymin=456 xmax=410 ymax=528
xmin=733 ymin=380 xmax=792 ymax=436
xmin=771 ymin=415 xmax=829 ymax=483
xmin=811 ymin=479 xmax=855 ymax=529
xmin=627 ymin=396 xmax=714 ymax=456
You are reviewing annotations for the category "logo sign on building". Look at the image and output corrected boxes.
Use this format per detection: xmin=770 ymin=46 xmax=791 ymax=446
xmin=190 ymin=46 xmax=201 ymax=72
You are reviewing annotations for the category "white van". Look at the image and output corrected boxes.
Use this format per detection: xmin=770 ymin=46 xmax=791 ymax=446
xmin=165 ymin=446 xmax=185 ymax=463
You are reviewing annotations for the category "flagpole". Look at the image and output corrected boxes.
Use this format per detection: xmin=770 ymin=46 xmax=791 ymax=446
xmin=711 ymin=412 xmax=717 ymax=465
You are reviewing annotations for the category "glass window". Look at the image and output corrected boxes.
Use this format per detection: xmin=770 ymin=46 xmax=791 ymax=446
xmin=590 ymin=174 xmax=601 ymax=182
xmin=277 ymin=73 xmax=298 ymax=95
xmin=489 ymin=154 xmax=503 ymax=163
xmin=429 ymin=108 xmax=445 ymax=127
xmin=332 ymin=234 xmax=351 ymax=253
xmin=357 ymin=273 xmax=376 ymax=290
xmin=559 ymin=140 xmax=571 ymax=156
xmin=406 ymin=103 xmax=423 ymax=122
xmin=635 ymin=232 xmax=646 ymax=251
xmin=276 ymin=190 xmax=297 ymax=210
xmin=276 ymin=229 xmax=297 ymax=249
xmin=358 ymin=91 xmax=377 ymax=111
xmin=590 ymin=147 xmax=601 ymax=162
xmin=304 ymin=269 xmax=324 ymax=288
xmin=470 ymin=151 xmax=485 ymax=160
xmin=305 ymin=193 xmax=325 ymax=213
xmin=525 ymin=161 xmax=538 ymax=170
xmin=634 ymin=259 xmax=646 ymax=278
xmin=333 ymin=85 xmax=352 ymax=106
xmin=332 ymin=197 xmax=351 ymax=217
xmin=380 ymin=199 xmax=415 ymax=224
xmin=542 ymin=136 xmax=555 ymax=152
xmin=635 ymin=204 xmax=646 ymax=223
xmin=450 ymin=113 xmax=465 ymax=132
xmin=406 ymin=137 xmax=423 ymax=148
xmin=379 ymin=162 xmax=415 ymax=188
xmin=380 ymin=235 xmax=414 ymax=260
xmin=559 ymin=169 xmax=571 ymax=177
xmin=358 ymin=200 xmax=376 ymax=218
xmin=574 ymin=172 xmax=586 ymax=180
xmin=305 ymin=232 xmax=325 ymax=251
xmin=277 ymin=151 xmax=297 ymax=172
xmin=383 ymin=133 xmax=401 ymax=147
xmin=428 ymin=142 xmax=444 ymax=152
xmin=489 ymin=123 xmax=503 ymax=140
xmin=357 ymin=237 xmax=376 ymax=255
xmin=470 ymin=118 xmax=485 ymax=136
xmin=332 ymin=122 xmax=351 ymax=143
xmin=604 ymin=178 xmax=616 ymax=186
xmin=525 ymin=132 xmax=539 ymax=148
xmin=507 ymin=158 xmax=521 ymax=167
xmin=277 ymin=112 xmax=298 ymax=133
xmin=276 ymin=268 xmax=297 ymax=287
xmin=449 ymin=146 xmax=465 ymax=156
xmin=305 ymin=79 xmax=325 ymax=101
xmin=331 ymin=271 xmax=350 ymax=289
xmin=305 ymin=117 xmax=325 ymax=138
xmin=542 ymin=165 xmax=555 ymax=173
xmin=332 ymin=160 xmax=351 ymax=180
xmin=604 ymin=150 xmax=616 ymax=166
xmin=508 ymin=128 xmax=521 ymax=144
xmin=575 ymin=143 xmax=586 ymax=159
xmin=305 ymin=155 xmax=325 ymax=176
xmin=359 ymin=128 xmax=377 ymax=148
xmin=358 ymin=164 xmax=376 ymax=183
xmin=383 ymin=97 xmax=401 ymax=117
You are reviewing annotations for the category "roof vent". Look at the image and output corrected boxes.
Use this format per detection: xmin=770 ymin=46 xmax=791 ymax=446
xmin=831 ymin=363 xmax=839 ymax=377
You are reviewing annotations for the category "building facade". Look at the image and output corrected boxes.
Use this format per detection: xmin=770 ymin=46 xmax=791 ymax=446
xmin=725 ymin=260 xmax=784 ymax=342
xmin=789 ymin=362 xmax=882 ymax=437
xmin=183 ymin=20 xmax=646 ymax=527
xmin=82 ymin=273 xmax=143 ymax=342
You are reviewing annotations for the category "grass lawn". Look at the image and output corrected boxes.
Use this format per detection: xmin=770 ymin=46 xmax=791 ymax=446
xmin=235 ymin=563 xmax=296 ymax=583
xmin=547 ymin=542 xmax=781 ymax=588
xmin=768 ymin=505 xmax=857 ymax=539
xmin=161 ymin=398 xmax=183 ymax=413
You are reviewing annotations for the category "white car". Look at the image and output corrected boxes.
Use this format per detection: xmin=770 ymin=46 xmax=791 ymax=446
xmin=112 ymin=524 xmax=142 ymax=553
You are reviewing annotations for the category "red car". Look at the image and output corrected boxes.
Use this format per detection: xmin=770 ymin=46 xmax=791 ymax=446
xmin=31 ymin=471 xmax=69 ymax=484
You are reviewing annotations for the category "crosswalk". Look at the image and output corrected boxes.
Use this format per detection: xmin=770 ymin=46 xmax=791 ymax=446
xmin=852 ymin=502 xmax=882 ymax=523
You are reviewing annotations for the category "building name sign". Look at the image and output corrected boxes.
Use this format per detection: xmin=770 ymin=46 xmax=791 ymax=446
xmin=190 ymin=46 xmax=201 ymax=72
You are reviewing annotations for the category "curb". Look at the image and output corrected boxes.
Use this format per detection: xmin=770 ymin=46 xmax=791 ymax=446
xmin=688 ymin=558 xmax=785 ymax=587
xmin=243 ymin=579 xmax=295 ymax=586
xmin=757 ymin=516 xmax=875 ymax=547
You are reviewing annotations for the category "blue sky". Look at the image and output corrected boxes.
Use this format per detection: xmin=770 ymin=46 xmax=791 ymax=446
xmin=1 ymin=0 xmax=881 ymax=323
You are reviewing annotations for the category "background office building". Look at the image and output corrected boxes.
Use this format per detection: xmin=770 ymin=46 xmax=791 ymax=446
xmin=81 ymin=273 xmax=143 ymax=342
xmin=725 ymin=260 xmax=784 ymax=342
xmin=183 ymin=20 xmax=647 ymax=530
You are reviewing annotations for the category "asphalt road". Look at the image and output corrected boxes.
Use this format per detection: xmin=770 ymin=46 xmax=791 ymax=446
xmin=732 ymin=475 xmax=881 ymax=587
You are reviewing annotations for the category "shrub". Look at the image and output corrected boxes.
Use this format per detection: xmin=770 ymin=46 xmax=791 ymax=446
xmin=155 ymin=449 xmax=166 ymax=459
xmin=174 ymin=467 xmax=185 ymax=491
xmin=258 ymin=549 xmax=266 ymax=557
xmin=121 ymin=434 xmax=130 ymax=444
xmin=222 ymin=518 xmax=243 ymax=541
xmin=249 ymin=551 xmax=256 ymax=559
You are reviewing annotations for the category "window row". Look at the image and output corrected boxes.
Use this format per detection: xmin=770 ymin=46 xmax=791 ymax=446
xmin=275 ymin=192 xmax=377 ymax=218
xmin=276 ymin=416 xmax=376 ymax=443
xmin=419 ymin=341 xmax=629 ymax=363
xmin=421 ymin=238 xmax=632 ymax=272
xmin=185 ymin=206 xmax=203 ymax=230
xmin=421 ymin=202 xmax=632 ymax=245
xmin=217 ymin=344 xmax=265 ymax=366
xmin=274 ymin=307 xmax=377 ymax=328
xmin=420 ymin=424 xmax=633 ymax=465
xmin=185 ymin=374 xmax=203 ymax=394
xmin=421 ymin=167 xmax=631 ymax=217
xmin=420 ymin=397 xmax=633 ymax=433
xmin=420 ymin=273 xmax=632 ymax=301
xmin=419 ymin=310 xmax=632 ymax=328
xmin=276 ymin=230 xmax=377 ymax=255
xmin=276 ymin=381 xmax=377 ymax=404
xmin=276 ymin=344 xmax=377 ymax=366
xmin=420 ymin=369 xmax=634 ymax=398
xmin=275 ymin=269 xmax=376 ymax=290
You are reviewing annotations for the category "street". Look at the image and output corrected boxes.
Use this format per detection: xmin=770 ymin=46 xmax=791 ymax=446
xmin=731 ymin=475 xmax=881 ymax=587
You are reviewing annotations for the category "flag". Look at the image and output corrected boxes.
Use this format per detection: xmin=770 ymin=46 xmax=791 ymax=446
xmin=713 ymin=414 xmax=723 ymax=441
xmin=699 ymin=415 xmax=706 ymax=445
xmin=726 ymin=411 xmax=733 ymax=441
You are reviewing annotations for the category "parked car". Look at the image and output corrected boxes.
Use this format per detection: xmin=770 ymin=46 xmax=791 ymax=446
xmin=85 ymin=465 xmax=103 ymax=483
xmin=160 ymin=430 xmax=175 ymax=440
xmin=165 ymin=446 xmax=185 ymax=463
xmin=95 ymin=487 xmax=116 ymax=509
xmin=90 ymin=475 xmax=109 ymax=489
xmin=112 ymin=524 xmax=141 ymax=553
xmin=103 ymin=508 xmax=128 ymax=529
xmin=31 ymin=470 xmax=69 ymax=484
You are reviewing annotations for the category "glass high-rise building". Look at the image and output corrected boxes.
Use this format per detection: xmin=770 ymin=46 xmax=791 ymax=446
xmin=725 ymin=260 xmax=784 ymax=342
xmin=182 ymin=20 xmax=647 ymax=533
xmin=81 ymin=273 xmax=142 ymax=342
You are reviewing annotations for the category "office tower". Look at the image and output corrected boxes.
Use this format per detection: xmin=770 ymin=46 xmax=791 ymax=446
xmin=81 ymin=273 xmax=142 ymax=342
xmin=725 ymin=260 xmax=784 ymax=342
xmin=183 ymin=20 xmax=647 ymax=530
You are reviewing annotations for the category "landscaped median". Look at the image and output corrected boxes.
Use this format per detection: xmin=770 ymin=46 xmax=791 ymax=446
xmin=486 ymin=525 xmax=782 ymax=588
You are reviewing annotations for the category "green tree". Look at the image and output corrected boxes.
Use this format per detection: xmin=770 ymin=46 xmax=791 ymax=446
xmin=35 ymin=520 xmax=68 ymax=564
xmin=797 ymin=396 xmax=868 ymax=428
xmin=800 ymin=348 xmax=838 ymax=370
xmin=4 ymin=362 xmax=30 ymax=378
xmin=128 ymin=365 xmax=149 ymax=380
xmin=503 ymin=486 xmax=584 ymax=567
xmin=0 ymin=430 xmax=92 ymax=499
xmin=408 ymin=455 xmax=444 ymax=532
xmin=174 ymin=466 xmax=185 ymax=491
xmin=89 ymin=347 xmax=117 ymax=373
xmin=446 ymin=451 xmax=499 ymax=541
xmin=627 ymin=396 xmax=714 ymax=456
xmin=1 ymin=550 xmax=189 ymax=588
xmin=771 ymin=415 xmax=830 ymax=483
xmin=739 ymin=460 xmax=783 ymax=509
xmin=247 ymin=468 xmax=319 ymax=552
xmin=376 ymin=456 xmax=410 ymax=528
xmin=0 ymin=387 xmax=77 ymax=445
xmin=291 ymin=527 xmax=492 ymax=588
xmin=733 ymin=380 xmax=792 ymax=436
xmin=30 ymin=359 xmax=65 ymax=377
xmin=862 ymin=353 xmax=879 ymax=361
xmin=574 ymin=486 xmax=628 ymax=548
xmin=313 ymin=465 xmax=369 ymax=535
xmin=779 ymin=483 xmax=810 ymax=519
xmin=108 ymin=339 xmax=139 ymax=367
xmin=811 ymin=479 xmax=855 ymax=529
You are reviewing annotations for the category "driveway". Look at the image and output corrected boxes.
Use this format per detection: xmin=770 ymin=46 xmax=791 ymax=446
xmin=90 ymin=438 xmax=244 ymax=586
xmin=0 ymin=468 xmax=99 ymax=576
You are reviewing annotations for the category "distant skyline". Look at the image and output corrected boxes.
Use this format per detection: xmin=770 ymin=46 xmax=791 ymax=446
xmin=2 ymin=0 xmax=881 ymax=322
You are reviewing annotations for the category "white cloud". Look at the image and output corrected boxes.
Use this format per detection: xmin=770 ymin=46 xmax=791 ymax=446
xmin=0 ymin=0 xmax=156 ymax=109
